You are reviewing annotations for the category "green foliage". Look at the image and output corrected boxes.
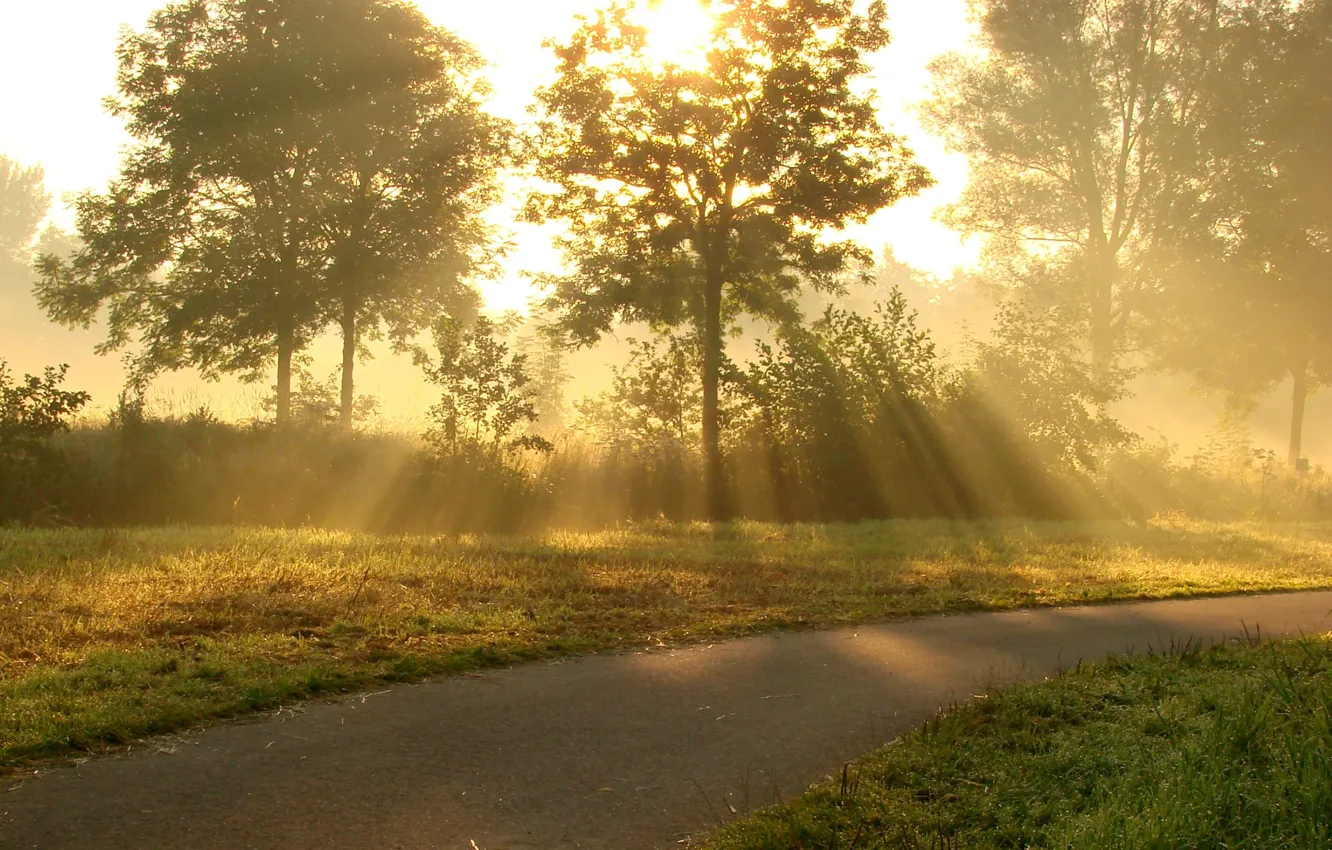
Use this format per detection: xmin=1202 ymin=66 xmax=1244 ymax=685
xmin=567 ymin=291 xmax=1111 ymax=521
xmin=529 ymin=0 xmax=932 ymax=515
xmin=0 ymin=156 xmax=48 ymax=268
xmin=421 ymin=315 xmax=550 ymax=454
xmin=515 ymin=327 xmax=573 ymax=437
xmin=17 ymin=405 xmax=547 ymax=532
xmin=0 ymin=361 xmax=90 ymax=522
xmin=1149 ymin=0 xmax=1332 ymax=463
xmin=36 ymin=0 xmax=329 ymax=395
xmin=922 ymin=0 xmax=1203 ymax=369
xmin=1095 ymin=424 xmax=1332 ymax=521
xmin=0 ymin=362 xmax=88 ymax=449
xmin=578 ymin=334 xmax=704 ymax=454
xmin=966 ymin=297 xmax=1130 ymax=471
xmin=298 ymin=0 xmax=507 ymax=424
xmin=573 ymin=334 xmax=709 ymax=519
xmin=0 ymin=156 xmax=53 ymax=331
xmin=259 ymin=369 xmax=381 ymax=427
xmin=707 ymin=636 xmax=1332 ymax=849
xmin=34 ymin=0 xmax=506 ymax=423
xmin=735 ymin=293 xmax=964 ymax=520
xmin=528 ymin=0 xmax=928 ymax=337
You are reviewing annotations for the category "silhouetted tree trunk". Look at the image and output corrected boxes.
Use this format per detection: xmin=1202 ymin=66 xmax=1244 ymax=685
xmin=1088 ymin=241 xmax=1119 ymax=375
xmin=1289 ymin=359 xmax=1309 ymax=468
xmin=340 ymin=293 xmax=357 ymax=429
xmin=702 ymin=243 xmax=727 ymax=521
xmin=276 ymin=321 xmax=294 ymax=426
xmin=764 ymin=413 xmax=792 ymax=523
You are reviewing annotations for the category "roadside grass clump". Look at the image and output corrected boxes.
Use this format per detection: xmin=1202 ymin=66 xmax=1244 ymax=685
xmin=705 ymin=635 xmax=1332 ymax=849
xmin=3 ymin=518 xmax=1332 ymax=768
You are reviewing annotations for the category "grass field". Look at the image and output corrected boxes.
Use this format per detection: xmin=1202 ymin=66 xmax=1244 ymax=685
xmin=704 ymin=634 xmax=1332 ymax=849
xmin=4 ymin=518 xmax=1332 ymax=768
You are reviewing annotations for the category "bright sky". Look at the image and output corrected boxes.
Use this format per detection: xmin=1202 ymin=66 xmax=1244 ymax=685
xmin=0 ymin=0 xmax=978 ymax=421
xmin=0 ymin=0 xmax=978 ymax=305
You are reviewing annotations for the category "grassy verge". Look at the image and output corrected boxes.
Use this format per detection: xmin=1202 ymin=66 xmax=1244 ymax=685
xmin=4 ymin=518 xmax=1332 ymax=768
xmin=704 ymin=634 xmax=1332 ymax=849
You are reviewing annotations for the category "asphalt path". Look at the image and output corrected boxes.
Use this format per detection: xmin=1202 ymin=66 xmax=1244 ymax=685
xmin=4 ymin=591 xmax=1332 ymax=849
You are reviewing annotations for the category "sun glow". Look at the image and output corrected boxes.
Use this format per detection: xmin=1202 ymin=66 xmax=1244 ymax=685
xmin=635 ymin=0 xmax=716 ymax=68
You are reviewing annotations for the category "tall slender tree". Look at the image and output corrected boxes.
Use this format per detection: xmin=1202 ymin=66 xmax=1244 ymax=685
xmin=294 ymin=0 xmax=508 ymax=427
xmin=528 ymin=0 xmax=931 ymax=518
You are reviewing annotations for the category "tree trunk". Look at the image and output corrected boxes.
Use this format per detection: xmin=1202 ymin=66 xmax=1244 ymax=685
xmin=276 ymin=321 xmax=294 ymax=426
xmin=702 ymin=249 xmax=727 ymax=521
xmin=340 ymin=295 xmax=357 ymax=429
xmin=1289 ymin=360 xmax=1309 ymax=468
xmin=1088 ymin=252 xmax=1116 ymax=375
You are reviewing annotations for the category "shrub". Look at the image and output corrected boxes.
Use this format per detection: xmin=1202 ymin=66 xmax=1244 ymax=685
xmin=0 ymin=361 xmax=90 ymax=522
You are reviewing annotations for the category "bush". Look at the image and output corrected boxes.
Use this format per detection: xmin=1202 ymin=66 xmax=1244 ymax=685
xmin=0 ymin=361 xmax=90 ymax=522
xmin=33 ymin=405 xmax=547 ymax=533
xmin=7 ymin=301 xmax=1331 ymax=530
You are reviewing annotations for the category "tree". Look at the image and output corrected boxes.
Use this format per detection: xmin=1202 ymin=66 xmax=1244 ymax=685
xmin=573 ymin=332 xmax=709 ymax=519
xmin=0 ymin=360 xmax=91 ymax=521
xmin=1151 ymin=0 xmax=1332 ymax=466
xmin=259 ymin=367 xmax=381 ymax=427
xmin=420 ymin=315 xmax=549 ymax=454
xmin=0 ymin=156 xmax=50 ymax=311
xmin=922 ymin=0 xmax=1207 ymax=373
xmin=576 ymin=333 xmax=703 ymax=454
xmin=528 ymin=0 xmax=932 ymax=518
xmin=0 ymin=156 xmax=48 ymax=264
xmin=516 ymin=324 xmax=572 ymax=436
xmin=37 ymin=0 xmax=325 ymax=419
xmin=968 ymin=296 xmax=1130 ymax=471
xmin=36 ymin=0 xmax=504 ymax=425
xmin=736 ymin=294 xmax=963 ymax=519
xmin=0 ymin=361 xmax=89 ymax=454
xmin=294 ymin=0 xmax=507 ymax=427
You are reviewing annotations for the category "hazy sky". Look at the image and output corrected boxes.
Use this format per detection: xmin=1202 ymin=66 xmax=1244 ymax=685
xmin=0 ymin=0 xmax=978 ymax=310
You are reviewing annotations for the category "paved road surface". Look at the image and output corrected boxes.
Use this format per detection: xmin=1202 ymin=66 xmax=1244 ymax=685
xmin=4 ymin=591 xmax=1331 ymax=849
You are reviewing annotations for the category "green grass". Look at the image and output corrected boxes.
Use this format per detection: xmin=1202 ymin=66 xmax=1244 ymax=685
xmin=704 ymin=634 xmax=1332 ymax=849
xmin=3 ymin=518 xmax=1332 ymax=769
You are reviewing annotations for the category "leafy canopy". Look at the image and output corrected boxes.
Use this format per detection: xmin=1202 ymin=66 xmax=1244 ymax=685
xmin=527 ymin=0 xmax=932 ymax=340
xmin=36 ymin=0 xmax=504 ymax=400
xmin=922 ymin=0 xmax=1206 ymax=364
xmin=0 ymin=157 xmax=48 ymax=267
xmin=1151 ymin=0 xmax=1332 ymax=400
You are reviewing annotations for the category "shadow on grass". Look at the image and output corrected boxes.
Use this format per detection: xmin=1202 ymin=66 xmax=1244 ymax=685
xmin=3 ymin=519 xmax=1332 ymax=773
